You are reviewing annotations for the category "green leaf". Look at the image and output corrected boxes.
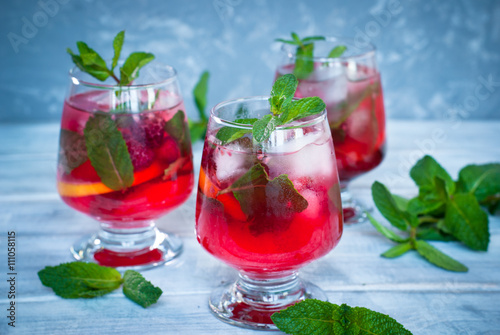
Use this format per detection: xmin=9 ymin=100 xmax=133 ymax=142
xmin=327 ymin=45 xmax=347 ymax=58
xmin=112 ymin=30 xmax=125 ymax=71
xmin=381 ymin=242 xmax=413 ymax=258
xmin=302 ymin=36 xmax=326 ymax=43
xmin=444 ymin=193 xmax=489 ymax=251
xmin=58 ymin=129 xmax=88 ymax=173
xmin=279 ymin=97 xmax=326 ymax=125
xmin=410 ymin=155 xmax=455 ymax=196
xmin=392 ymin=194 xmax=410 ymax=211
xmin=416 ymin=226 xmax=457 ymax=242
xmin=275 ymin=38 xmax=300 ymax=45
xmin=294 ymin=43 xmax=315 ymax=80
xmin=366 ymin=213 xmax=408 ymax=243
xmin=222 ymin=163 xmax=308 ymax=228
xmin=164 ymin=110 xmax=189 ymax=154
xmin=415 ymin=240 xmax=468 ymax=272
xmin=84 ymin=114 xmax=134 ymax=191
xmin=77 ymin=41 xmax=109 ymax=70
xmin=119 ymin=52 xmax=155 ymax=85
xmin=67 ymin=47 xmax=110 ymax=82
xmin=371 ymin=182 xmax=419 ymax=230
xmin=457 ymin=163 xmax=500 ymax=202
xmin=122 ymin=270 xmax=163 ymax=308
xmin=215 ymin=118 xmax=258 ymax=144
xmin=193 ymin=71 xmax=210 ymax=120
xmin=291 ymin=32 xmax=302 ymax=45
xmin=38 ymin=262 xmax=122 ymax=298
xmin=188 ymin=119 xmax=207 ymax=143
xmin=271 ymin=299 xmax=413 ymax=335
xmin=252 ymin=114 xmax=279 ymax=143
xmin=407 ymin=176 xmax=449 ymax=216
xmin=269 ymin=73 xmax=298 ymax=115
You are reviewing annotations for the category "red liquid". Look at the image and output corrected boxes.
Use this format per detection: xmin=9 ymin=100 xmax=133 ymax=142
xmin=196 ymin=135 xmax=343 ymax=273
xmin=57 ymin=91 xmax=194 ymax=229
xmin=276 ymin=63 xmax=386 ymax=183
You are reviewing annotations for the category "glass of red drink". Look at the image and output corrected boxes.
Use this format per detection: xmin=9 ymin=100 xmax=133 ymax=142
xmin=57 ymin=62 xmax=194 ymax=269
xmin=276 ymin=37 xmax=386 ymax=223
xmin=196 ymin=96 xmax=343 ymax=330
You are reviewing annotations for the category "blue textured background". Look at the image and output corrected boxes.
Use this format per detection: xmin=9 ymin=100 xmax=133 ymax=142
xmin=1 ymin=0 xmax=499 ymax=123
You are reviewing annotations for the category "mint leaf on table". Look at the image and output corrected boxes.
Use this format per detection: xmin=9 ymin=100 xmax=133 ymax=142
xmin=415 ymin=240 xmax=468 ymax=272
xmin=58 ymin=129 xmax=88 ymax=173
xmin=111 ymin=30 xmax=125 ymax=71
xmin=444 ymin=193 xmax=489 ymax=251
xmin=122 ymin=270 xmax=163 ymax=308
xmin=189 ymin=71 xmax=210 ymax=142
xmin=38 ymin=262 xmax=122 ymax=298
xmin=271 ymin=299 xmax=412 ymax=335
xmin=366 ymin=213 xmax=408 ymax=243
xmin=381 ymin=242 xmax=412 ymax=258
xmin=327 ymin=45 xmax=347 ymax=58
xmin=220 ymin=163 xmax=308 ymax=224
xmin=119 ymin=52 xmax=155 ymax=86
xmin=372 ymin=181 xmax=419 ymax=230
xmin=84 ymin=114 xmax=134 ymax=190
xmin=457 ymin=163 xmax=500 ymax=205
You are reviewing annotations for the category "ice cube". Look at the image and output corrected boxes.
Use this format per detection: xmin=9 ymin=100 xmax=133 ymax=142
xmin=214 ymin=139 xmax=254 ymax=183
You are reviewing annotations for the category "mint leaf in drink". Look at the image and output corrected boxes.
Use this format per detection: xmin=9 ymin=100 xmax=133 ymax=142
xmin=381 ymin=242 xmax=412 ymax=258
xmin=122 ymin=270 xmax=163 ymax=308
xmin=67 ymin=47 xmax=110 ymax=82
xmin=215 ymin=118 xmax=258 ymax=144
xmin=294 ymin=42 xmax=314 ymax=80
xmin=84 ymin=114 xmax=134 ymax=190
xmin=269 ymin=73 xmax=298 ymax=115
xmin=327 ymin=45 xmax=347 ymax=58
xmin=119 ymin=52 xmax=155 ymax=86
xmin=164 ymin=110 xmax=189 ymax=154
xmin=371 ymin=181 xmax=419 ymax=230
xmin=221 ymin=163 xmax=308 ymax=232
xmin=366 ymin=213 xmax=408 ymax=243
xmin=58 ymin=129 xmax=88 ymax=173
xmin=457 ymin=163 xmax=500 ymax=203
xmin=111 ymin=30 xmax=125 ymax=71
xmin=271 ymin=299 xmax=413 ymax=335
xmin=253 ymin=114 xmax=279 ymax=143
xmin=38 ymin=262 xmax=122 ymax=298
xmin=444 ymin=193 xmax=489 ymax=251
xmin=279 ymin=97 xmax=326 ymax=125
xmin=415 ymin=240 xmax=468 ymax=272
xmin=302 ymin=36 xmax=326 ymax=43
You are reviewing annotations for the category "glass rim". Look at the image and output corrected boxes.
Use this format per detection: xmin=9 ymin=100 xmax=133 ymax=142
xmin=68 ymin=61 xmax=178 ymax=90
xmin=280 ymin=36 xmax=376 ymax=62
xmin=210 ymin=96 xmax=327 ymax=130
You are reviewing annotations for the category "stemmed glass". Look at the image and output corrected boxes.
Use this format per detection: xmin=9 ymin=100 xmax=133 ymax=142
xmin=57 ymin=62 xmax=194 ymax=270
xmin=276 ymin=37 xmax=386 ymax=223
xmin=196 ymin=96 xmax=343 ymax=330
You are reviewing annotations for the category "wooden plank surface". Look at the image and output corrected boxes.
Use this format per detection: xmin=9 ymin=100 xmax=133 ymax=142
xmin=0 ymin=120 xmax=499 ymax=334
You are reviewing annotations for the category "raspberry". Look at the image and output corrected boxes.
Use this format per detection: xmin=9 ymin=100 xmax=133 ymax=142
xmin=157 ymin=137 xmax=180 ymax=164
xmin=142 ymin=117 xmax=166 ymax=148
xmin=125 ymin=138 xmax=154 ymax=171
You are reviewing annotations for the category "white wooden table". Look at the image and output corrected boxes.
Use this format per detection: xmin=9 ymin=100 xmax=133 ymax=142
xmin=1 ymin=120 xmax=499 ymax=334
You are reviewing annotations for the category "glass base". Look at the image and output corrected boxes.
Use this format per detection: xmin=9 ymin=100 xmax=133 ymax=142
xmin=341 ymin=187 xmax=371 ymax=224
xmin=70 ymin=227 xmax=182 ymax=271
xmin=209 ymin=271 xmax=327 ymax=331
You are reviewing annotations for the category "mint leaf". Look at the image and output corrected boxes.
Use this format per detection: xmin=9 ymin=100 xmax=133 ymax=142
xmin=122 ymin=270 xmax=163 ymax=308
xmin=164 ymin=110 xmax=189 ymax=154
xmin=366 ymin=213 xmax=408 ymax=243
xmin=269 ymin=74 xmax=298 ymax=115
xmin=302 ymin=36 xmax=326 ymax=43
xmin=415 ymin=240 xmax=468 ymax=272
xmin=120 ymin=52 xmax=155 ymax=86
xmin=271 ymin=299 xmax=413 ymax=335
xmin=193 ymin=71 xmax=210 ymax=121
xmin=410 ymin=155 xmax=455 ymax=196
xmin=38 ymin=262 xmax=122 ymax=298
xmin=84 ymin=114 xmax=134 ymax=190
xmin=327 ymin=45 xmax=347 ymax=58
xmin=392 ymin=194 xmax=410 ymax=211
xmin=407 ymin=176 xmax=449 ymax=216
xmin=372 ymin=182 xmax=419 ymax=230
xmin=222 ymin=163 xmax=308 ymax=227
xmin=457 ymin=163 xmax=500 ymax=203
xmin=382 ymin=242 xmax=412 ymax=258
xmin=253 ymin=114 xmax=279 ymax=143
xmin=67 ymin=47 xmax=110 ymax=82
xmin=279 ymin=97 xmax=326 ymax=125
xmin=188 ymin=120 xmax=207 ymax=143
xmin=416 ymin=226 xmax=457 ymax=242
xmin=294 ymin=42 xmax=314 ymax=80
xmin=58 ymin=129 xmax=88 ymax=173
xmin=444 ymin=193 xmax=489 ymax=251
xmin=112 ymin=30 xmax=125 ymax=71
xmin=215 ymin=118 xmax=258 ymax=144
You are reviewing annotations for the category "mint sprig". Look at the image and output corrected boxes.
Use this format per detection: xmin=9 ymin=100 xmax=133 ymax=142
xmin=38 ymin=262 xmax=162 ymax=308
xmin=67 ymin=30 xmax=155 ymax=86
xmin=276 ymin=32 xmax=347 ymax=79
xmin=216 ymin=74 xmax=325 ymax=144
xmin=188 ymin=71 xmax=210 ymax=142
xmin=368 ymin=155 xmax=499 ymax=272
xmin=271 ymin=299 xmax=412 ymax=335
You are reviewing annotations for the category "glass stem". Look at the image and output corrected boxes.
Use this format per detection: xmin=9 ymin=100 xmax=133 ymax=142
xmin=98 ymin=223 xmax=158 ymax=253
